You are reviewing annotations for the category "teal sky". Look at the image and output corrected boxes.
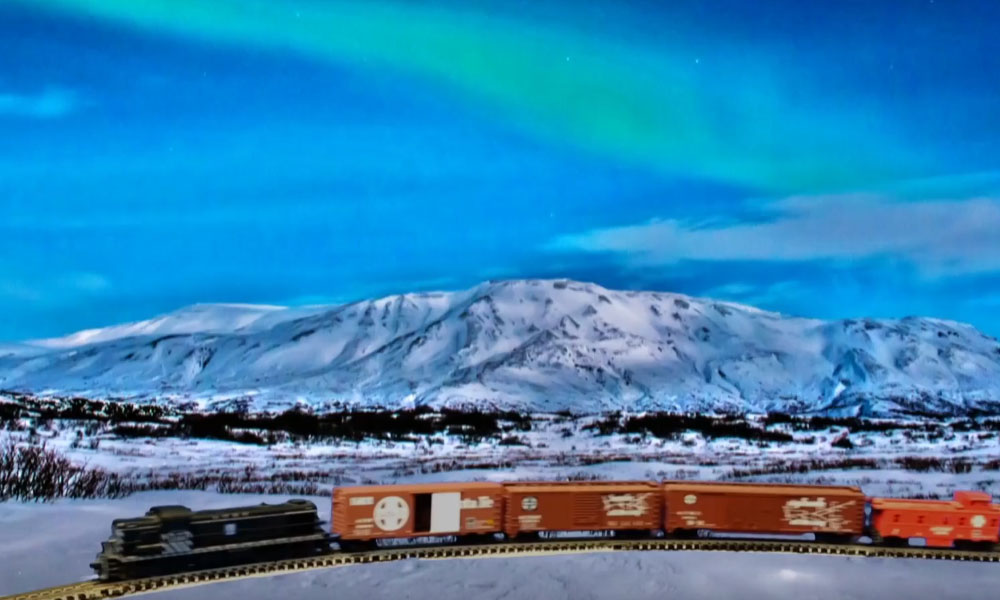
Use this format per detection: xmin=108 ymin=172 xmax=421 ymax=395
xmin=1 ymin=0 xmax=999 ymax=340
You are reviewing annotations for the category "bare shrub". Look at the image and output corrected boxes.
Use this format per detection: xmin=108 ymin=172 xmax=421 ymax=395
xmin=893 ymin=456 xmax=973 ymax=473
xmin=721 ymin=457 xmax=879 ymax=479
xmin=0 ymin=439 xmax=131 ymax=501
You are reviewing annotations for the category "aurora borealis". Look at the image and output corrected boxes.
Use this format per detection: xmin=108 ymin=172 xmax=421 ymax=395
xmin=1 ymin=0 xmax=999 ymax=339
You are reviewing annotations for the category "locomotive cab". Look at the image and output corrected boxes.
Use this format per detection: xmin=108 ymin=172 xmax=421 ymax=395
xmin=91 ymin=500 xmax=330 ymax=581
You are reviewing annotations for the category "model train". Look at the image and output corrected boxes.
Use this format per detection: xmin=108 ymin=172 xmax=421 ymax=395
xmin=91 ymin=499 xmax=332 ymax=581
xmin=92 ymin=480 xmax=1000 ymax=581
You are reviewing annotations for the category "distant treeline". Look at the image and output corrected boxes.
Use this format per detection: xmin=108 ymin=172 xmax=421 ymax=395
xmin=116 ymin=407 xmax=533 ymax=445
xmin=584 ymin=412 xmax=796 ymax=442
xmin=2 ymin=391 xmax=1000 ymax=447
xmin=0 ymin=394 xmax=532 ymax=445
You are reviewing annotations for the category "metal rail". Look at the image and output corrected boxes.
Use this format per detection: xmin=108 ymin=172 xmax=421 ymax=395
xmin=4 ymin=539 xmax=999 ymax=600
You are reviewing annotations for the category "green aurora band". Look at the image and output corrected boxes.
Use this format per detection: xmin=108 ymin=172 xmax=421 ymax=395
xmin=24 ymin=0 xmax=931 ymax=193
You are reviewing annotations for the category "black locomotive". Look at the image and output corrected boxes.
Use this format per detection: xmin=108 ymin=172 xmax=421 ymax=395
xmin=91 ymin=499 xmax=331 ymax=581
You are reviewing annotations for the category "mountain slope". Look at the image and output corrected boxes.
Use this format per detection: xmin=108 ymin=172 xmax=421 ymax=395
xmin=3 ymin=279 xmax=1000 ymax=416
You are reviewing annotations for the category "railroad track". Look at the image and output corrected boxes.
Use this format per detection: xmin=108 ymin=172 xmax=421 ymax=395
xmin=5 ymin=539 xmax=999 ymax=600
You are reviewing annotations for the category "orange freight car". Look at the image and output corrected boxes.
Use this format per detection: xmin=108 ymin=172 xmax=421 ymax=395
xmin=870 ymin=490 xmax=1000 ymax=548
xmin=663 ymin=481 xmax=865 ymax=540
xmin=503 ymin=481 xmax=662 ymax=538
xmin=332 ymin=482 xmax=504 ymax=542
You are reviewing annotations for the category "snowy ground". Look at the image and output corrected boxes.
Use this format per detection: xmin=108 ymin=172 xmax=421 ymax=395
xmin=1 ymin=491 xmax=998 ymax=600
xmin=4 ymin=412 xmax=999 ymax=500
xmin=146 ymin=552 xmax=999 ymax=600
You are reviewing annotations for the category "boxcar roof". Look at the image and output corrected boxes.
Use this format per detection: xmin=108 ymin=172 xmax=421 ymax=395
xmin=334 ymin=482 xmax=504 ymax=495
xmin=504 ymin=482 xmax=661 ymax=493
xmin=663 ymin=481 xmax=863 ymax=496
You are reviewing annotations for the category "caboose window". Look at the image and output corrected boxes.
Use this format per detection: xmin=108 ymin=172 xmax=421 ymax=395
xmin=224 ymin=523 xmax=237 ymax=536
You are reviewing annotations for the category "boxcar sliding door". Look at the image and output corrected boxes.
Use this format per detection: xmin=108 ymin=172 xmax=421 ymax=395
xmin=413 ymin=492 xmax=462 ymax=534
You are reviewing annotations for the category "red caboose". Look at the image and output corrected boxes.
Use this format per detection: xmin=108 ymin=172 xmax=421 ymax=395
xmin=869 ymin=490 xmax=1000 ymax=548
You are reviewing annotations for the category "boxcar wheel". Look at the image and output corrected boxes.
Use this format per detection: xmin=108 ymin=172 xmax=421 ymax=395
xmin=954 ymin=540 xmax=993 ymax=552
xmin=880 ymin=536 xmax=907 ymax=547
xmin=815 ymin=533 xmax=854 ymax=544
xmin=338 ymin=540 xmax=377 ymax=552
xmin=457 ymin=534 xmax=493 ymax=545
xmin=613 ymin=530 xmax=653 ymax=540
xmin=868 ymin=528 xmax=883 ymax=545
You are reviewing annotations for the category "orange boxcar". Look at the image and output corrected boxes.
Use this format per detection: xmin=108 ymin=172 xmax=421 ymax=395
xmin=332 ymin=482 xmax=504 ymax=540
xmin=664 ymin=481 xmax=865 ymax=537
xmin=870 ymin=490 xmax=1000 ymax=547
xmin=502 ymin=481 xmax=663 ymax=537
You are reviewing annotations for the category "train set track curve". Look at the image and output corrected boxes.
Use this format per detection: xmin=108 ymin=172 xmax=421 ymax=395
xmin=5 ymin=538 xmax=1000 ymax=600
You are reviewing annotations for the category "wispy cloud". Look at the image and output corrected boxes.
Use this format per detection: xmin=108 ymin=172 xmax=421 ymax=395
xmin=700 ymin=282 xmax=757 ymax=297
xmin=58 ymin=272 xmax=111 ymax=293
xmin=965 ymin=293 xmax=1000 ymax=308
xmin=547 ymin=195 xmax=1000 ymax=278
xmin=0 ymin=271 xmax=111 ymax=304
xmin=0 ymin=280 xmax=44 ymax=302
xmin=699 ymin=280 xmax=812 ymax=313
xmin=0 ymin=88 xmax=82 ymax=119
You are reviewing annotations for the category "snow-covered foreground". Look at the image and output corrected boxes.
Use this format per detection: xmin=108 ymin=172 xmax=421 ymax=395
xmin=147 ymin=552 xmax=998 ymax=600
xmin=1 ymin=491 xmax=997 ymax=600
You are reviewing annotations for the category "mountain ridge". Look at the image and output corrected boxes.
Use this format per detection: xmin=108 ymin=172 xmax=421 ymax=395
xmin=2 ymin=279 xmax=999 ymax=417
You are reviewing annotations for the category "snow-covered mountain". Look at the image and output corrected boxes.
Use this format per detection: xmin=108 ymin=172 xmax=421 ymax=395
xmin=28 ymin=303 xmax=330 ymax=349
xmin=3 ymin=279 xmax=1000 ymax=416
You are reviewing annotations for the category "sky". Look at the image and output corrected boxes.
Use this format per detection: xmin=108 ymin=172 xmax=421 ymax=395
xmin=1 ymin=0 xmax=999 ymax=341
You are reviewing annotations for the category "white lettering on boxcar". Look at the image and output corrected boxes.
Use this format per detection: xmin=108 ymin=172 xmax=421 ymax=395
xmin=461 ymin=496 xmax=495 ymax=510
xmin=518 ymin=514 xmax=542 ymax=529
xmin=349 ymin=496 xmax=375 ymax=506
xmin=602 ymin=493 xmax=651 ymax=517
xmin=782 ymin=497 xmax=855 ymax=529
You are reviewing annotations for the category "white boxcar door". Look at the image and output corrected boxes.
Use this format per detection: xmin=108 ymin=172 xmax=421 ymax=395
xmin=429 ymin=492 xmax=461 ymax=533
